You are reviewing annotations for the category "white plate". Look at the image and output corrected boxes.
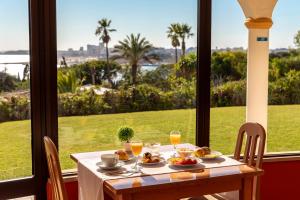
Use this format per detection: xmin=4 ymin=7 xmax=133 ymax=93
xmin=139 ymin=157 xmax=165 ymax=166
xmin=199 ymin=151 xmax=222 ymax=160
xmin=96 ymin=161 xmax=125 ymax=170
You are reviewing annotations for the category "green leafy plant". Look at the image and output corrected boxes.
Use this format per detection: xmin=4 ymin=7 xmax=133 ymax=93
xmin=117 ymin=126 xmax=134 ymax=143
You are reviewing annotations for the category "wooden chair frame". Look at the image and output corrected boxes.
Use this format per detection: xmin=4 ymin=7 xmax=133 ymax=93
xmin=44 ymin=136 xmax=68 ymax=200
xmin=233 ymin=122 xmax=266 ymax=200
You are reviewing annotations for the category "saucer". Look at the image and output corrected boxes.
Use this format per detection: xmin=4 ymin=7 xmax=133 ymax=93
xmin=96 ymin=161 xmax=125 ymax=170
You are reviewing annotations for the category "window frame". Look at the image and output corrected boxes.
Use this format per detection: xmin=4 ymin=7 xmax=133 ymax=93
xmin=8 ymin=0 xmax=300 ymax=199
xmin=2 ymin=0 xmax=300 ymax=199
xmin=0 ymin=0 xmax=57 ymax=199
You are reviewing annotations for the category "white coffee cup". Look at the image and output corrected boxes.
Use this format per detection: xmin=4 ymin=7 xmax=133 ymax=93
xmin=101 ymin=154 xmax=119 ymax=167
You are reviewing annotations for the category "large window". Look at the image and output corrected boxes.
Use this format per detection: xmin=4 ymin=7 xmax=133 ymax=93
xmin=57 ymin=0 xmax=198 ymax=170
xmin=6 ymin=0 xmax=300 ymax=198
xmin=267 ymin=0 xmax=300 ymax=152
xmin=0 ymin=0 xmax=32 ymax=181
xmin=210 ymin=0 xmax=247 ymax=154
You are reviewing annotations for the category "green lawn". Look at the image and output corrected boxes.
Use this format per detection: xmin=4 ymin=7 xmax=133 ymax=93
xmin=1 ymin=105 xmax=300 ymax=180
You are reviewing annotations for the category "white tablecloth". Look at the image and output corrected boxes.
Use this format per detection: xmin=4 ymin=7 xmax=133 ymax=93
xmin=77 ymin=144 xmax=242 ymax=200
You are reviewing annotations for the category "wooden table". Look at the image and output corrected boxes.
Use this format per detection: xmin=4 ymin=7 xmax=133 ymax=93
xmin=71 ymin=145 xmax=263 ymax=200
xmin=102 ymin=165 xmax=262 ymax=200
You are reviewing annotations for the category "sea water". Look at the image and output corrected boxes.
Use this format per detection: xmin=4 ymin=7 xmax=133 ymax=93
xmin=0 ymin=55 xmax=29 ymax=79
xmin=0 ymin=54 xmax=158 ymax=80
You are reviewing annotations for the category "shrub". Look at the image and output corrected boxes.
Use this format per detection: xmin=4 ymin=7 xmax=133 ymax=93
xmin=9 ymin=96 xmax=31 ymax=120
xmin=0 ymin=96 xmax=30 ymax=122
xmin=168 ymin=77 xmax=196 ymax=108
xmin=141 ymin=64 xmax=173 ymax=91
xmin=269 ymin=70 xmax=300 ymax=105
xmin=175 ymin=53 xmax=197 ymax=80
xmin=102 ymin=84 xmax=173 ymax=113
xmin=57 ymin=70 xmax=81 ymax=93
xmin=58 ymin=90 xmax=104 ymax=116
xmin=0 ymin=100 xmax=10 ymax=122
xmin=211 ymin=80 xmax=246 ymax=107
xmin=117 ymin=127 xmax=134 ymax=142
xmin=211 ymin=51 xmax=247 ymax=85
xmin=269 ymin=56 xmax=300 ymax=81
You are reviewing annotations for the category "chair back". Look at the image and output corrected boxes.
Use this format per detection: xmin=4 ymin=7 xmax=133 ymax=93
xmin=44 ymin=136 xmax=68 ymax=200
xmin=234 ymin=122 xmax=266 ymax=200
xmin=234 ymin=122 xmax=266 ymax=168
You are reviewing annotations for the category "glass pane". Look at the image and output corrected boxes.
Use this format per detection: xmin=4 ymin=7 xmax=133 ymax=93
xmin=210 ymin=0 xmax=247 ymax=154
xmin=0 ymin=0 xmax=32 ymax=180
xmin=268 ymin=0 xmax=300 ymax=152
xmin=57 ymin=0 xmax=197 ymax=170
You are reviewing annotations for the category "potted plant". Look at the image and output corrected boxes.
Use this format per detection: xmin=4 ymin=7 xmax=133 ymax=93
xmin=117 ymin=126 xmax=134 ymax=152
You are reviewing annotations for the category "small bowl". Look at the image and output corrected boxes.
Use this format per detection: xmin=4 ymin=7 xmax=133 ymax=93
xmin=177 ymin=148 xmax=194 ymax=158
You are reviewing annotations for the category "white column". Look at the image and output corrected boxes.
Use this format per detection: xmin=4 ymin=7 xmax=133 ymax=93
xmin=246 ymin=28 xmax=270 ymax=131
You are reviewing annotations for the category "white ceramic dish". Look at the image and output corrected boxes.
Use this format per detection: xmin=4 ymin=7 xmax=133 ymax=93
xmin=139 ymin=157 xmax=165 ymax=166
xmin=199 ymin=151 xmax=222 ymax=160
xmin=96 ymin=161 xmax=125 ymax=170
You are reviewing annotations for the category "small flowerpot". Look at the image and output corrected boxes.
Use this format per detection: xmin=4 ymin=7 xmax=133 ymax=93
xmin=124 ymin=142 xmax=132 ymax=153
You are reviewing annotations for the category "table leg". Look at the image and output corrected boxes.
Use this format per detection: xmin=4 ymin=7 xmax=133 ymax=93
xmin=104 ymin=191 xmax=113 ymax=200
xmin=116 ymin=193 xmax=133 ymax=200
xmin=239 ymin=177 xmax=253 ymax=200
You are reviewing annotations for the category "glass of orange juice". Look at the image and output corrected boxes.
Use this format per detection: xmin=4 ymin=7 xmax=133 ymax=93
xmin=170 ymin=130 xmax=181 ymax=156
xmin=130 ymin=141 xmax=143 ymax=172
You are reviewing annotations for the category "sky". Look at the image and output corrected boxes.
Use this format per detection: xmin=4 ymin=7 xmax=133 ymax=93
xmin=1 ymin=0 xmax=300 ymax=51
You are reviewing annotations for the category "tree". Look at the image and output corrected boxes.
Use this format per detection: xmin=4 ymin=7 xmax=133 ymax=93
xmin=57 ymin=70 xmax=81 ymax=93
xmin=113 ymin=34 xmax=160 ymax=85
xmin=95 ymin=18 xmax=116 ymax=85
xmin=22 ymin=64 xmax=30 ymax=81
xmin=141 ymin=64 xmax=173 ymax=90
xmin=294 ymin=30 xmax=300 ymax=48
xmin=211 ymin=51 xmax=246 ymax=85
xmin=73 ymin=60 xmax=121 ymax=87
xmin=167 ymin=24 xmax=181 ymax=63
xmin=175 ymin=53 xmax=197 ymax=80
xmin=60 ymin=56 xmax=68 ymax=68
xmin=0 ymin=71 xmax=17 ymax=92
xmin=17 ymin=72 xmax=21 ymax=81
xmin=178 ymin=23 xmax=194 ymax=57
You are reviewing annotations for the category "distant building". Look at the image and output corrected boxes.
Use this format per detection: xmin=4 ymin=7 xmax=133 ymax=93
xmin=79 ymin=47 xmax=84 ymax=56
xmin=87 ymin=43 xmax=104 ymax=57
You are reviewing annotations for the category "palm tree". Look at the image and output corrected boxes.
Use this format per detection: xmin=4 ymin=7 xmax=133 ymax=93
xmin=167 ymin=24 xmax=181 ymax=63
xmin=178 ymin=23 xmax=194 ymax=57
xmin=95 ymin=18 xmax=116 ymax=84
xmin=57 ymin=70 xmax=81 ymax=93
xmin=113 ymin=34 xmax=159 ymax=85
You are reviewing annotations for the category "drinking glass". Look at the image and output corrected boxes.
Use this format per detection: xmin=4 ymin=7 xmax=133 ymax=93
xmin=130 ymin=141 xmax=143 ymax=172
xmin=170 ymin=131 xmax=181 ymax=156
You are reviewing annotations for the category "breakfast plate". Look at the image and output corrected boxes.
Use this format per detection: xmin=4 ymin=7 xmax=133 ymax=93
xmin=139 ymin=152 xmax=165 ymax=165
xmin=167 ymin=157 xmax=199 ymax=168
xmin=139 ymin=157 xmax=165 ymax=166
xmin=115 ymin=150 xmax=135 ymax=162
xmin=199 ymin=151 xmax=222 ymax=161
xmin=121 ymin=156 xmax=136 ymax=162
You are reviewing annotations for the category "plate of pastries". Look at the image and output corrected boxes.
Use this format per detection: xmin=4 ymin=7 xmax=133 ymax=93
xmin=114 ymin=150 xmax=135 ymax=162
xmin=140 ymin=152 xmax=165 ymax=165
xmin=167 ymin=157 xmax=198 ymax=167
xmin=194 ymin=147 xmax=222 ymax=160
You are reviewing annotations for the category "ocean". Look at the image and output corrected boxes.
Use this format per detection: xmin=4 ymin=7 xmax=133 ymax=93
xmin=0 ymin=54 xmax=158 ymax=80
xmin=0 ymin=55 xmax=29 ymax=79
